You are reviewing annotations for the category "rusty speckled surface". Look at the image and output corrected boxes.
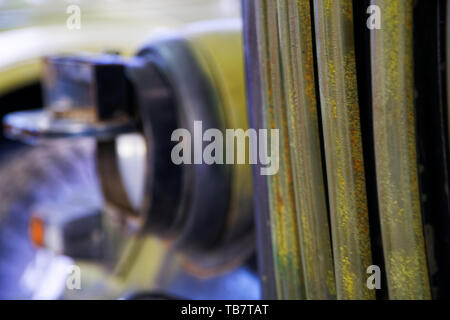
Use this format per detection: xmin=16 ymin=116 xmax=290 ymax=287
xmin=313 ymin=0 xmax=374 ymax=300
xmin=255 ymin=0 xmax=306 ymax=299
xmin=371 ymin=0 xmax=431 ymax=300
xmin=277 ymin=0 xmax=336 ymax=299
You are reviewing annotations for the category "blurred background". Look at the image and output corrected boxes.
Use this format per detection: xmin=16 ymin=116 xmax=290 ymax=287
xmin=0 ymin=0 xmax=261 ymax=300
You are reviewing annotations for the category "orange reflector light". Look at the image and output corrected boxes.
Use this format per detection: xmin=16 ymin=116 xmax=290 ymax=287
xmin=30 ymin=216 xmax=45 ymax=248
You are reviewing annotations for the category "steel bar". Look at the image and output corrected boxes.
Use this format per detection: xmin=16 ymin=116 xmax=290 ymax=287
xmin=352 ymin=0 xmax=389 ymax=300
xmin=371 ymin=0 xmax=431 ymax=300
xmin=242 ymin=0 xmax=277 ymax=299
xmin=313 ymin=0 xmax=374 ymax=299
xmin=254 ymin=0 xmax=306 ymax=299
xmin=276 ymin=0 xmax=335 ymax=300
